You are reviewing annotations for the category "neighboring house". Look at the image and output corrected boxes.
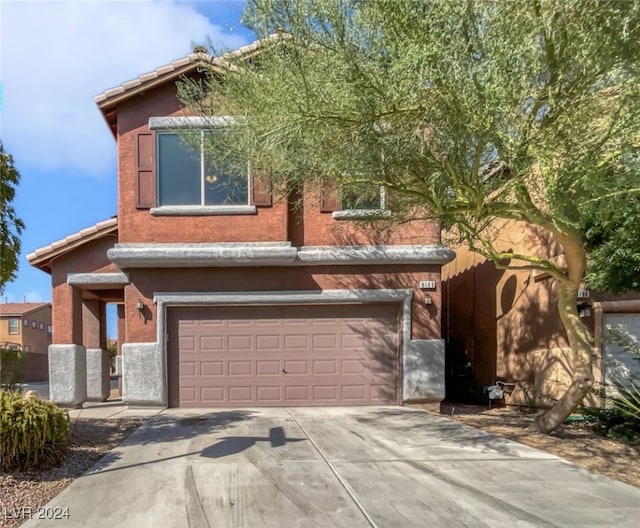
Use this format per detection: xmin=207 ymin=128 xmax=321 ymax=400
xmin=0 ymin=302 xmax=52 ymax=382
xmin=442 ymin=221 xmax=640 ymax=406
xmin=27 ymin=40 xmax=454 ymax=408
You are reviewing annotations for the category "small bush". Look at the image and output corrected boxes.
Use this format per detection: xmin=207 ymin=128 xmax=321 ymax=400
xmin=0 ymin=390 xmax=70 ymax=471
xmin=0 ymin=347 xmax=26 ymax=390
xmin=581 ymin=401 xmax=640 ymax=445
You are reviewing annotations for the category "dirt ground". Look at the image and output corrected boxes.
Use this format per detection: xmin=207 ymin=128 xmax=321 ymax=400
xmin=426 ymin=404 xmax=640 ymax=489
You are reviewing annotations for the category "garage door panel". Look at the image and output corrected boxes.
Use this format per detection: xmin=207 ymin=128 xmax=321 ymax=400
xmin=284 ymin=360 xmax=308 ymax=374
xmin=229 ymin=386 xmax=253 ymax=401
xmin=180 ymin=387 xmax=197 ymax=403
xmin=256 ymin=335 xmax=281 ymax=350
xmin=284 ymin=335 xmax=310 ymax=349
xmin=180 ymin=361 xmax=197 ymax=376
xmin=201 ymin=335 xmax=224 ymax=350
xmin=342 ymin=385 xmax=366 ymax=400
xmin=285 ymin=385 xmax=310 ymax=401
xmin=227 ymin=335 xmax=252 ymax=351
xmin=257 ymin=386 xmax=280 ymax=400
xmin=256 ymin=360 xmax=280 ymax=375
xmin=171 ymin=304 xmax=399 ymax=407
xmin=228 ymin=361 xmax=252 ymax=376
xmin=200 ymin=361 xmax=224 ymax=376
xmin=179 ymin=336 xmax=196 ymax=351
xmin=202 ymin=387 xmax=224 ymax=402
xmin=313 ymin=359 xmax=337 ymax=375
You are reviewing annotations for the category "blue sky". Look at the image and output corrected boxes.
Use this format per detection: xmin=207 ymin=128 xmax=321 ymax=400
xmin=1 ymin=1 xmax=253 ymax=335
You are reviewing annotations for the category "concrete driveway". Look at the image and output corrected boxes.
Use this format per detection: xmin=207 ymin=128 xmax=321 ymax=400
xmin=24 ymin=406 xmax=640 ymax=527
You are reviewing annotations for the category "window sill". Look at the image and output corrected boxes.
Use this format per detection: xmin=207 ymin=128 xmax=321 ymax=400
xmin=150 ymin=205 xmax=257 ymax=216
xmin=332 ymin=209 xmax=391 ymax=220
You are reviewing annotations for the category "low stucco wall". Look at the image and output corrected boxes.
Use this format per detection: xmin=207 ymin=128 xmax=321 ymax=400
xmin=403 ymin=339 xmax=445 ymax=401
xmin=86 ymin=348 xmax=110 ymax=401
xmin=122 ymin=343 xmax=164 ymax=405
xmin=49 ymin=344 xmax=87 ymax=408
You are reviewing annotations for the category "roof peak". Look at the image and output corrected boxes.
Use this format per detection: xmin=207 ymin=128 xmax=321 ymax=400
xmin=94 ymin=34 xmax=283 ymax=109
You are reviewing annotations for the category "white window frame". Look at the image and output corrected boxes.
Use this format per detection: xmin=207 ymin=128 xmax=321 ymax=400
xmin=333 ymin=185 xmax=390 ymax=220
xmin=8 ymin=318 xmax=19 ymax=335
xmin=149 ymin=117 xmax=255 ymax=216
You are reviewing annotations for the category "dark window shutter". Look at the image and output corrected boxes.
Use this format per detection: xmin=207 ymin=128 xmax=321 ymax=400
xmin=136 ymin=131 xmax=156 ymax=209
xmin=251 ymin=169 xmax=272 ymax=207
xmin=320 ymin=178 xmax=340 ymax=212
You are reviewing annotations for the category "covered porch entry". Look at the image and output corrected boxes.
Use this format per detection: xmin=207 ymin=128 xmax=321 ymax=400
xmin=27 ymin=217 xmax=127 ymax=407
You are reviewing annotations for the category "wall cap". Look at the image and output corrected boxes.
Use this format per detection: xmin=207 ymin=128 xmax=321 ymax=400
xmin=108 ymin=243 xmax=455 ymax=269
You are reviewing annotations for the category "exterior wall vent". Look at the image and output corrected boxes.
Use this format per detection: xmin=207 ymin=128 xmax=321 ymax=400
xmin=577 ymin=290 xmax=590 ymax=299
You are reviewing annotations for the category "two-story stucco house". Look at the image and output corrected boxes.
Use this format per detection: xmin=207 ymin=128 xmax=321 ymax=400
xmin=28 ymin=40 xmax=454 ymax=408
xmin=0 ymin=302 xmax=52 ymax=382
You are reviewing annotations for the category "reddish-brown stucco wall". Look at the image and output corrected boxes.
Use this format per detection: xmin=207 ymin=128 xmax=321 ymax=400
xmin=442 ymin=221 xmax=576 ymax=402
xmin=123 ymin=265 xmax=443 ymax=344
xmin=116 ymin=83 xmax=289 ymax=244
xmin=115 ymin=83 xmax=442 ymax=248
xmin=50 ymin=236 xmax=118 ymax=344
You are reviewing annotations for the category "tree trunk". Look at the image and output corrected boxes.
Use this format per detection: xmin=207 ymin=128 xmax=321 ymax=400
xmin=534 ymin=234 xmax=594 ymax=434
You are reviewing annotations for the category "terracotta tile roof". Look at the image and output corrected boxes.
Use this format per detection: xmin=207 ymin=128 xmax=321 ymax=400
xmin=94 ymin=34 xmax=282 ymax=109
xmin=27 ymin=217 xmax=118 ymax=272
xmin=0 ymin=302 xmax=51 ymax=317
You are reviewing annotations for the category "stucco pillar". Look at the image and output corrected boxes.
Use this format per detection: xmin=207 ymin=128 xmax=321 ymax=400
xmin=115 ymin=304 xmax=125 ymax=396
xmin=116 ymin=303 xmax=125 ymax=357
xmin=49 ymin=284 xmax=86 ymax=407
xmin=83 ymin=300 xmax=110 ymax=401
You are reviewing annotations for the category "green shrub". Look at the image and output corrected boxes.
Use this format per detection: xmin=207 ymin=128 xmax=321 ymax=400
xmin=0 ymin=390 xmax=70 ymax=471
xmin=580 ymin=395 xmax=640 ymax=445
xmin=585 ymin=326 xmax=640 ymax=444
xmin=0 ymin=347 xmax=26 ymax=390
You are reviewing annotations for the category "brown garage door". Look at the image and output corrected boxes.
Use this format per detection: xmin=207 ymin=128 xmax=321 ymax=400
xmin=168 ymin=304 xmax=399 ymax=407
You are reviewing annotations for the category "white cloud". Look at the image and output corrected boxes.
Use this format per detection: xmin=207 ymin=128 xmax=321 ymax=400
xmin=0 ymin=0 xmax=249 ymax=178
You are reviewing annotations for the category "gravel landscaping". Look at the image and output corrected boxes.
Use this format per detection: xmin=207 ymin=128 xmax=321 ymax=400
xmin=0 ymin=417 xmax=146 ymax=528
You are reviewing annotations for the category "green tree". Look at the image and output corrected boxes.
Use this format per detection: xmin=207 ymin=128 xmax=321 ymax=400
xmin=0 ymin=141 xmax=24 ymax=293
xmin=583 ymin=169 xmax=640 ymax=294
xmin=179 ymin=0 xmax=640 ymax=433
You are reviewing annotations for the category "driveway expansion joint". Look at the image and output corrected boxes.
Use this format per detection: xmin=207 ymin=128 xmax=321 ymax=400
xmin=285 ymin=408 xmax=378 ymax=528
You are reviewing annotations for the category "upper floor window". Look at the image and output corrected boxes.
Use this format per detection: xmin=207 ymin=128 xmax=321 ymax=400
xmin=23 ymin=318 xmax=28 ymax=327
xmin=39 ymin=322 xmax=45 ymax=331
xmin=31 ymin=320 xmax=37 ymax=329
xmin=8 ymin=318 xmax=19 ymax=334
xmin=322 ymin=179 xmax=389 ymax=220
xmin=340 ymin=183 xmax=386 ymax=212
xmin=157 ymin=131 xmax=249 ymax=208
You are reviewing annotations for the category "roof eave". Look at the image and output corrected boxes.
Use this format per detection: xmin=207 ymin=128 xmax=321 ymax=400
xmin=27 ymin=218 xmax=118 ymax=273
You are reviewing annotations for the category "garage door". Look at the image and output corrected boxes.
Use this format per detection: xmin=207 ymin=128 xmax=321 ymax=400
xmin=603 ymin=314 xmax=640 ymax=387
xmin=168 ymin=304 xmax=399 ymax=407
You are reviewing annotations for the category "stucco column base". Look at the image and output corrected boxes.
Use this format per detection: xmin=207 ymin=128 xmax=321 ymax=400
xmin=86 ymin=348 xmax=110 ymax=401
xmin=122 ymin=343 xmax=164 ymax=405
xmin=48 ymin=344 xmax=87 ymax=408
xmin=403 ymin=339 xmax=445 ymax=402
